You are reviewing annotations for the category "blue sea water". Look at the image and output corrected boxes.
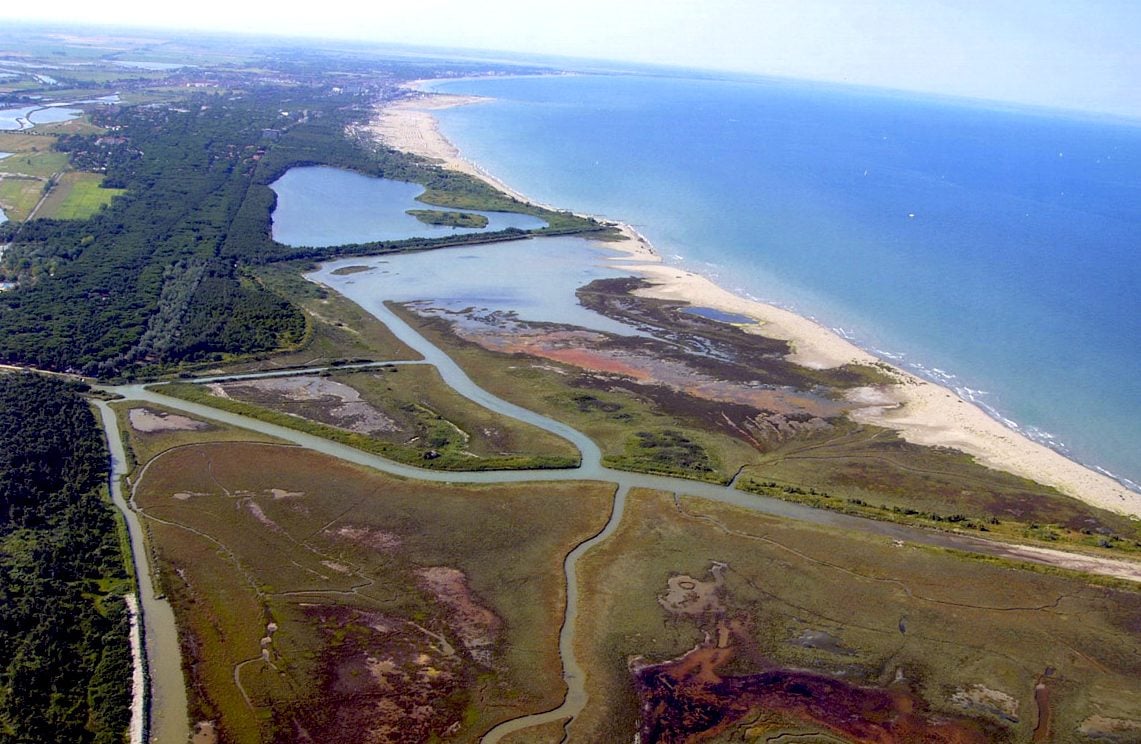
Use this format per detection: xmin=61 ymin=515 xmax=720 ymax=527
xmin=425 ymin=73 xmax=1141 ymax=490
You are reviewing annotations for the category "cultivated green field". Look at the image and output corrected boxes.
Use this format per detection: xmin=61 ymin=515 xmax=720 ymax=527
xmin=0 ymin=150 xmax=69 ymax=179
xmin=0 ymin=177 xmax=44 ymax=221
xmin=38 ymin=172 xmax=126 ymax=220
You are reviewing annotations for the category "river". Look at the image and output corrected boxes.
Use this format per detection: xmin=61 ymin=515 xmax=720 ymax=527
xmin=94 ymin=286 xmax=1140 ymax=742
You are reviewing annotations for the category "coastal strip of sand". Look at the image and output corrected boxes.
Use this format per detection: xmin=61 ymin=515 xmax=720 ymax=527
xmin=365 ymin=87 xmax=1141 ymax=519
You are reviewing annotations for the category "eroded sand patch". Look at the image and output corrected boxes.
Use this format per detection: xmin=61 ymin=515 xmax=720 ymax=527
xmin=128 ymin=407 xmax=209 ymax=433
xmin=417 ymin=566 xmax=502 ymax=667
xmin=215 ymin=375 xmax=398 ymax=434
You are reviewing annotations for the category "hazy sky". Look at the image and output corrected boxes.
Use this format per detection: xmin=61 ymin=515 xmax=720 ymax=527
xmin=4 ymin=0 xmax=1139 ymax=117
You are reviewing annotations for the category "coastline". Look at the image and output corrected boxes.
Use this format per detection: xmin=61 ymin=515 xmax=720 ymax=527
xmin=368 ymin=88 xmax=1141 ymax=518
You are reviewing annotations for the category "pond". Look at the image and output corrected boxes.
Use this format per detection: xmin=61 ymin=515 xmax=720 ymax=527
xmin=269 ymin=166 xmax=548 ymax=247
xmin=0 ymin=105 xmax=84 ymax=131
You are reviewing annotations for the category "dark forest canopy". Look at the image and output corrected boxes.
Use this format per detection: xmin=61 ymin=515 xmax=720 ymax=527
xmin=0 ymin=373 xmax=132 ymax=742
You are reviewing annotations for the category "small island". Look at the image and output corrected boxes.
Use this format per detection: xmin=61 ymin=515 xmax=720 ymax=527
xmin=405 ymin=208 xmax=490 ymax=228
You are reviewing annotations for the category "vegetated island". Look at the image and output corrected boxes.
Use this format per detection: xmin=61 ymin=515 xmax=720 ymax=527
xmin=405 ymin=208 xmax=489 ymax=228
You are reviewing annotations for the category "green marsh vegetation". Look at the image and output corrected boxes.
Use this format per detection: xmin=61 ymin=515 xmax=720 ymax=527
xmin=129 ymin=441 xmax=612 ymax=743
xmin=405 ymin=208 xmax=490 ymax=228
xmin=157 ymin=365 xmax=580 ymax=471
xmin=570 ymin=489 xmax=1141 ymax=743
xmin=391 ymin=299 xmax=1141 ymax=555
xmin=737 ymin=421 xmax=1141 ymax=557
xmin=391 ymin=301 xmax=764 ymax=481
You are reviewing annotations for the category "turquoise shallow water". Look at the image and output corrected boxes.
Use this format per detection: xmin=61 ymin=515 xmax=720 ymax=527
xmin=426 ymin=73 xmax=1141 ymax=490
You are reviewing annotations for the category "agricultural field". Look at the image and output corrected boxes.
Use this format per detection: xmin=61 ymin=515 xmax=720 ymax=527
xmin=0 ymin=132 xmax=57 ymax=154
xmin=0 ymin=149 xmax=69 ymax=179
xmin=36 ymin=171 xmax=125 ymax=219
xmin=0 ymin=175 xmax=44 ymax=221
xmin=568 ymin=489 xmax=1141 ymax=743
xmin=129 ymin=441 xmax=613 ymax=743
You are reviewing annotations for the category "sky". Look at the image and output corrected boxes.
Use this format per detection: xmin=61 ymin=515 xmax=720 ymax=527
xmin=3 ymin=0 xmax=1139 ymax=118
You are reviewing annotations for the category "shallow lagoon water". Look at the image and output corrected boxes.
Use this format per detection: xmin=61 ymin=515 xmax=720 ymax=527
xmin=0 ymin=105 xmax=83 ymax=130
xmin=269 ymin=166 xmax=547 ymax=246
xmin=310 ymin=236 xmax=640 ymax=337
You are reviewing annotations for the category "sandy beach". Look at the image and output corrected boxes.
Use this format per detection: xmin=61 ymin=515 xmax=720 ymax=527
xmin=367 ymin=87 xmax=1141 ymax=519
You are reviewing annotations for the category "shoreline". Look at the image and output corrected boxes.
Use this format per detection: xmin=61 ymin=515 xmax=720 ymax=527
xmin=367 ymin=86 xmax=1141 ymax=518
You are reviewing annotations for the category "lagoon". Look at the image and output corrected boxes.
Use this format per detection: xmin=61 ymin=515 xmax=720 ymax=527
xmin=311 ymin=236 xmax=640 ymax=338
xmin=269 ymin=166 xmax=547 ymax=247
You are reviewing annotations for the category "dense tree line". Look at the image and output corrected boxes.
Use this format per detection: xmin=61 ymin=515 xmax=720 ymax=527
xmin=0 ymin=90 xmax=314 ymax=376
xmin=0 ymin=73 xmax=601 ymax=379
xmin=0 ymin=373 xmax=131 ymax=742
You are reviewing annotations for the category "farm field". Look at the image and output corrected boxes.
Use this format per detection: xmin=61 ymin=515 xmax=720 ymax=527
xmin=129 ymin=440 xmax=613 ymax=743
xmin=0 ymin=176 xmax=43 ymax=221
xmin=37 ymin=171 xmax=125 ymax=219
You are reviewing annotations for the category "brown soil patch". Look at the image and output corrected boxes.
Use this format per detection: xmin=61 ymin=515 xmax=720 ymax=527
xmin=216 ymin=375 xmax=398 ymax=434
xmin=417 ymin=566 xmax=502 ymax=667
xmin=324 ymin=524 xmax=402 ymax=552
xmin=284 ymin=605 xmax=469 ymax=744
xmin=658 ymin=562 xmax=727 ymax=618
xmin=128 ymin=407 xmax=210 ymax=433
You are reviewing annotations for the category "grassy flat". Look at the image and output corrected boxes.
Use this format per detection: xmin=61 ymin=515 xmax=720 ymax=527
xmin=37 ymin=172 xmax=126 ymax=220
xmin=0 ymin=176 xmax=44 ymax=221
xmin=569 ymin=488 xmax=1141 ymax=742
xmin=131 ymin=441 xmax=612 ymax=743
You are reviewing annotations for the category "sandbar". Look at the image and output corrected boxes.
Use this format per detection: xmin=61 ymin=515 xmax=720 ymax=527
xmin=365 ymin=85 xmax=1141 ymax=519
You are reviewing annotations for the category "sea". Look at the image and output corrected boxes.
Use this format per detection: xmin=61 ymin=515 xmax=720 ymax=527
xmin=423 ymin=73 xmax=1141 ymax=491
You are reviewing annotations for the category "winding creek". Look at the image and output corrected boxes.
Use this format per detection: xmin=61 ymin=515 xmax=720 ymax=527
xmin=93 ymin=277 xmax=1141 ymax=744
